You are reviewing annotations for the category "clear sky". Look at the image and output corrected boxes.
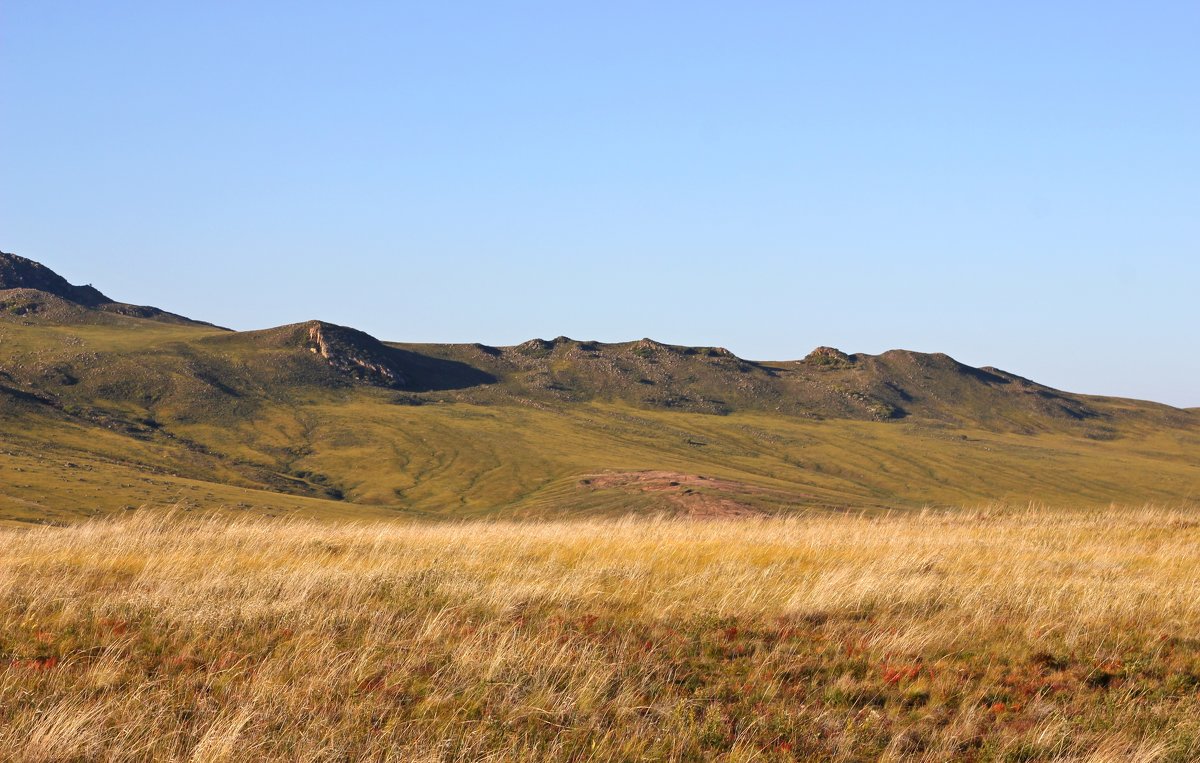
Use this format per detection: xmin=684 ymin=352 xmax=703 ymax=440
xmin=2 ymin=2 xmax=1197 ymax=407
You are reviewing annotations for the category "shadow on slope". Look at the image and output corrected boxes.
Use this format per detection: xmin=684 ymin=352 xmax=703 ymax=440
xmin=203 ymin=321 xmax=496 ymax=393
xmin=385 ymin=347 xmax=497 ymax=392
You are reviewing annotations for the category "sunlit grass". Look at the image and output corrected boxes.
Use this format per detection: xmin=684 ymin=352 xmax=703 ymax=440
xmin=1 ymin=507 xmax=1199 ymax=761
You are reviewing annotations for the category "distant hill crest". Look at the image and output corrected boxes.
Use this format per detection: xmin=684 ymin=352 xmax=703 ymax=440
xmin=0 ymin=250 xmax=215 ymax=327
xmin=0 ymin=249 xmax=1193 ymax=430
xmin=0 ymin=251 xmax=111 ymax=306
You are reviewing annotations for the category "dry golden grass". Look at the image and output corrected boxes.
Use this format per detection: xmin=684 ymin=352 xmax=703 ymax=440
xmin=2 ymin=506 xmax=1199 ymax=761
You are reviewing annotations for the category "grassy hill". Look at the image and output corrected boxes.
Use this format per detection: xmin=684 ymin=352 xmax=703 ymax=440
xmin=1 ymin=251 xmax=1196 ymax=522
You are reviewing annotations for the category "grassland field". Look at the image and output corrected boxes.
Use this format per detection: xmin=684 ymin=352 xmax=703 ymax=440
xmin=2 ymin=507 xmax=1200 ymax=762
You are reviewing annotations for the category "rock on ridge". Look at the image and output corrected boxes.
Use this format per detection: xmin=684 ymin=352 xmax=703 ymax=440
xmin=304 ymin=321 xmax=407 ymax=388
xmin=803 ymin=346 xmax=855 ymax=367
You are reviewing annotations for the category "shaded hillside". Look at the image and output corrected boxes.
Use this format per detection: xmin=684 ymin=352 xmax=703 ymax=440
xmin=386 ymin=337 xmax=1193 ymax=436
xmin=0 ymin=251 xmax=214 ymax=327
xmin=0 ymin=250 xmax=1196 ymax=521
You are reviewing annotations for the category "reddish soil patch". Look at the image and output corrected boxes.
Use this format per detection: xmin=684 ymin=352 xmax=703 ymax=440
xmin=578 ymin=470 xmax=773 ymax=518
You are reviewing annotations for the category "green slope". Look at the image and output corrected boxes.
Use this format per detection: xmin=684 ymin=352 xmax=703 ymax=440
xmin=0 ymin=252 xmax=1197 ymax=522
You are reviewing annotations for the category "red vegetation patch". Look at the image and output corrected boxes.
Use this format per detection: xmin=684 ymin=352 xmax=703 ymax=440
xmin=10 ymin=657 xmax=59 ymax=670
xmin=578 ymin=471 xmax=784 ymax=517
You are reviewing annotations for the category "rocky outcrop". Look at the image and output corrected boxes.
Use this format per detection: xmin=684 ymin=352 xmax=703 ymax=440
xmin=803 ymin=346 xmax=855 ymax=368
xmin=304 ymin=321 xmax=406 ymax=388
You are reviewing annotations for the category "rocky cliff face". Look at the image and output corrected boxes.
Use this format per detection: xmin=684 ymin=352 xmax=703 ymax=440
xmin=304 ymin=322 xmax=407 ymax=388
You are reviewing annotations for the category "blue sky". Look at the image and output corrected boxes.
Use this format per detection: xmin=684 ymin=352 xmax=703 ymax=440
xmin=2 ymin=2 xmax=1197 ymax=406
